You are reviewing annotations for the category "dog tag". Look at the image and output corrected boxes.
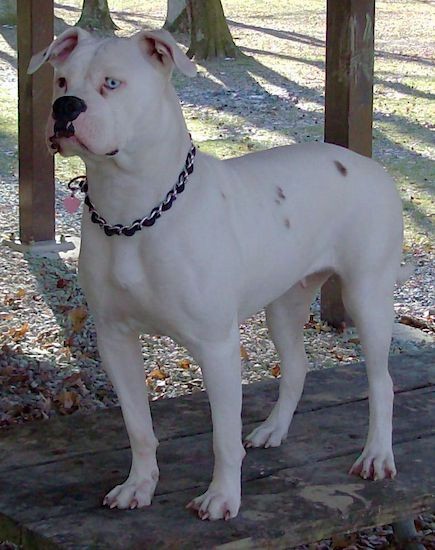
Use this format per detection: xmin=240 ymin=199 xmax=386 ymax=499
xmin=63 ymin=195 xmax=81 ymax=213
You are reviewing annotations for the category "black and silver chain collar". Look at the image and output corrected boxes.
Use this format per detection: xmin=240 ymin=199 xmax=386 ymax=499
xmin=67 ymin=138 xmax=196 ymax=237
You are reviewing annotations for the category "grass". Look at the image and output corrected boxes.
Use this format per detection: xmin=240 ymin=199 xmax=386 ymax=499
xmin=0 ymin=0 xmax=433 ymax=248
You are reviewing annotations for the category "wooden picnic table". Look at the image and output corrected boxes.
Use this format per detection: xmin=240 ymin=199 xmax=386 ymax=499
xmin=0 ymin=349 xmax=433 ymax=549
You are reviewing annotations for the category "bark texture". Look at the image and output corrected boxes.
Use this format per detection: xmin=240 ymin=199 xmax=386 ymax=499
xmin=187 ymin=0 xmax=242 ymax=59
xmin=76 ymin=0 xmax=118 ymax=35
xmin=164 ymin=0 xmax=189 ymax=33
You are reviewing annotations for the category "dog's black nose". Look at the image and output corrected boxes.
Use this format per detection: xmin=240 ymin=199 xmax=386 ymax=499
xmin=52 ymin=96 xmax=87 ymax=123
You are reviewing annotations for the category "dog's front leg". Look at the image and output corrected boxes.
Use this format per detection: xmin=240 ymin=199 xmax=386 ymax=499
xmin=96 ymin=326 xmax=159 ymax=510
xmin=187 ymin=330 xmax=246 ymax=520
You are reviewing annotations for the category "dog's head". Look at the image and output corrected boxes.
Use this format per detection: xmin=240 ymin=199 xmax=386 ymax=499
xmin=28 ymin=28 xmax=196 ymax=160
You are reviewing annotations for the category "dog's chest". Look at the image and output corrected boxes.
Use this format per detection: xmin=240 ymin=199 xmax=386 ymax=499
xmin=108 ymin=242 xmax=163 ymax=319
xmin=81 ymin=237 xmax=150 ymax=314
xmin=82 ymin=237 xmax=187 ymax=335
xmin=110 ymin=242 xmax=146 ymax=291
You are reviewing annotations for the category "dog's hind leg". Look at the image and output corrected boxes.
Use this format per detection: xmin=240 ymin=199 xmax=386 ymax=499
xmin=341 ymin=272 xmax=397 ymax=480
xmin=245 ymin=272 xmax=330 ymax=448
xmin=97 ymin=327 xmax=160 ymax=510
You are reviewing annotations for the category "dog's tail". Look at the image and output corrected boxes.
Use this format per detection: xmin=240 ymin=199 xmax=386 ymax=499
xmin=396 ymin=263 xmax=415 ymax=287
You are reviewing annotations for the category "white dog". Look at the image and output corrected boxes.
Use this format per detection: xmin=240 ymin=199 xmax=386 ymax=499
xmin=29 ymin=28 xmax=406 ymax=521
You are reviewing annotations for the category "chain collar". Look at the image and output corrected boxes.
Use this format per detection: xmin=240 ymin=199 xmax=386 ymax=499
xmin=66 ymin=138 xmax=197 ymax=237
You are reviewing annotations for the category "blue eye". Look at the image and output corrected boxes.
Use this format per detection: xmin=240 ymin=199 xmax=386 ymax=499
xmin=104 ymin=77 xmax=121 ymax=90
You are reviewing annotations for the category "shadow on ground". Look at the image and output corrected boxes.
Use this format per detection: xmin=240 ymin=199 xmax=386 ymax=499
xmin=0 ymin=13 xmax=433 ymax=335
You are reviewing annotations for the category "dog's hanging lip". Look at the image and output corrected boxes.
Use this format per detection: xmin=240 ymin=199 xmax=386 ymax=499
xmin=54 ymin=121 xmax=75 ymax=139
xmin=106 ymin=149 xmax=119 ymax=156
xmin=49 ymin=135 xmax=60 ymax=152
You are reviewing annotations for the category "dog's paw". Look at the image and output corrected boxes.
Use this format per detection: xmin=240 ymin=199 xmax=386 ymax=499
xmin=244 ymin=420 xmax=288 ymax=449
xmin=349 ymin=447 xmax=396 ymax=481
xmin=103 ymin=471 xmax=159 ymax=510
xmin=186 ymin=484 xmax=240 ymax=521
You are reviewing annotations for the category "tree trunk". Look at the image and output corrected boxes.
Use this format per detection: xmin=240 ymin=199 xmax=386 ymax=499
xmin=164 ymin=0 xmax=189 ymax=33
xmin=0 ymin=0 xmax=16 ymax=25
xmin=187 ymin=0 xmax=242 ymax=60
xmin=76 ymin=0 xmax=118 ymax=35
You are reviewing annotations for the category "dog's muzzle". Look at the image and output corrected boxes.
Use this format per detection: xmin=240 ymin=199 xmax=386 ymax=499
xmin=52 ymin=96 xmax=87 ymax=138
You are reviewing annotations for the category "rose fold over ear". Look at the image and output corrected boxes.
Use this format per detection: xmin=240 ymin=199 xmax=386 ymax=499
xmin=137 ymin=29 xmax=196 ymax=78
xmin=27 ymin=27 xmax=91 ymax=75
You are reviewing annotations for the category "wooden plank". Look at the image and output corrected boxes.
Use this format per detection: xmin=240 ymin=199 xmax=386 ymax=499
xmin=0 ymin=350 xmax=433 ymax=473
xmin=17 ymin=0 xmax=55 ymax=244
xmin=0 ymin=387 xmax=432 ymax=517
xmin=2 ymin=435 xmax=433 ymax=550
xmin=321 ymin=0 xmax=376 ymax=326
xmin=0 ymin=351 xmax=431 ymax=472
xmin=0 ymin=383 xmax=433 ymax=547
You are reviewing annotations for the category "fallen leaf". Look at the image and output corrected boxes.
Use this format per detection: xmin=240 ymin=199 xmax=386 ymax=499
xmin=16 ymin=288 xmax=26 ymax=299
xmin=55 ymin=390 xmax=80 ymax=414
xmin=9 ymin=322 xmax=30 ymax=341
xmin=149 ymin=368 xmax=168 ymax=380
xmin=63 ymin=372 xmax=83 ymax=387
xmin=9 ymin=371 xmax=29 ymax=384
xmin=400 ymin=314 xmax=434 ymax=332
xmin=0 ymin=365 xmax=14 ymax=376
xmin=331 ymin=532 xmax=358 ymax=548
xmin=68 ymin=307 xmax=88 ymax=333
xmin=64 ymin=336 xmax=75 ymax=347
xmin=59 ymin=347 xmax=72 ymax=358
xmin=3 ymin=294 xmax=15 ymax=306
xmin=315 ymin=322 xmax=332 ymax=333
xmin=178 ymin=359 xmax=191 ymax=369
xmin=240 ymin=345 xmax=249 ymax=360
xmin=56 ymin=278 xmax=69 ymax=289
xmin=41 ymin=343 xmax=54 ymax=349
xmin=271 ymin=364 xmax=281 ymax=377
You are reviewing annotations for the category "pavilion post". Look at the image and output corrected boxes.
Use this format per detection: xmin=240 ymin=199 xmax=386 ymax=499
xmin=321 ymin=0 xmax=375 ymax=327
xmin=16 ymin=0 xmax=55 ymax=245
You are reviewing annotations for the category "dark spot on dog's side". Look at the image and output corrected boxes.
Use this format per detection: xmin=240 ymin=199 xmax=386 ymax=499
xmin=276 ymin=186 xmax=286 ymax=200
xmin=221 ymin=192 xmax=227 ymax=200
xmin=334 ymin=160 xmax=348 ymax=176
xmin=284 ymin=218 xmax=291 ymax=229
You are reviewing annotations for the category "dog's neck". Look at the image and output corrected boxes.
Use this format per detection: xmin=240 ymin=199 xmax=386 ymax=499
xmin=82 ymin=86 xmax=192 ymax=228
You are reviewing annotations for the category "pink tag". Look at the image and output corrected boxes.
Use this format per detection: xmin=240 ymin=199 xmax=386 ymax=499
xmin=63 ymin=195 xmax=81 ymax=213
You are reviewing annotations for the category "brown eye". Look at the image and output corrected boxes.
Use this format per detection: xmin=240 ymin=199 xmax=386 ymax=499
xmin=58 ymin=77 xmax=66 ymax=88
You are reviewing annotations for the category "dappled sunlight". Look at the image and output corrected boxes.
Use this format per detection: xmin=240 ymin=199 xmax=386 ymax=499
xmin=0 ymin=0 xmax=433 ymax=250
xmin=376 ymin=118 xmax=435 ymax=161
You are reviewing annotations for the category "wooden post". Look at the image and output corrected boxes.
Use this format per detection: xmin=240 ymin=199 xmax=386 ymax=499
xmin=321 ymin=0 xmax=375 ymax=327
xmin=17 ymin=0 xmax=54 ymax=244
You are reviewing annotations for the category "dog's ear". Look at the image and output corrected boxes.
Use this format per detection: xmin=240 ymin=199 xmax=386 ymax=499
xmin=27 ymin=27 xmax=91 ymax=75
xmin=137 ymin=29 xmax=196 ymax=78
